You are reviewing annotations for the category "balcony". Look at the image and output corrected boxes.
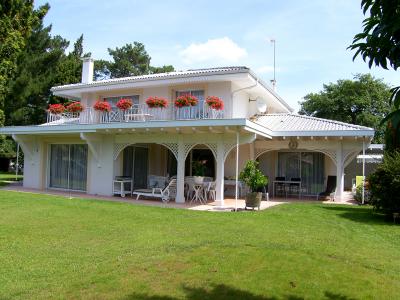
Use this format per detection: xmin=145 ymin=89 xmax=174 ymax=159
xmin=45 ymin=103 xmax=225 ymax=125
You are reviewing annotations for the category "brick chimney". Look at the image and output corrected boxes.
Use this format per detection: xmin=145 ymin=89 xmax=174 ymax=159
xmin=81 ymin=57 xmax=94 ymax=83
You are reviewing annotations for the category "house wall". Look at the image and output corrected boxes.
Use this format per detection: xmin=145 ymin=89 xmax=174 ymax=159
xmin=79 ymin=81 xmax=284 ymax=119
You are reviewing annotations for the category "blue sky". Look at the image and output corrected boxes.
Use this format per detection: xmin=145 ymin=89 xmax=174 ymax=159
xmin=35 ymin=0 xmax=398 ymax=111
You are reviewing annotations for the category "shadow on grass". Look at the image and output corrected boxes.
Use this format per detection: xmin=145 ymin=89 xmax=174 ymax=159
xmin=321 ymin=205 xmax=393 ymax=225
xmin=122 ymin=284 xmax=355 ymax=300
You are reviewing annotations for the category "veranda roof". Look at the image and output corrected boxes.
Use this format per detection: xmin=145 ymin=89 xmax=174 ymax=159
xmin=253 ymin=114 xmax=374 ymax=137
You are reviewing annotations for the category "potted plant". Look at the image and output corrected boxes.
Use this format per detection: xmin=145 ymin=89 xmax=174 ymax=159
xmin=116 ymin=98 xmax=133 ymax=110
xmin=192 ymin=160 xmax=206 ymax=184
xmin=206 ymin=96 xmax=224 ymax=110
xmin=175 ymin=94 xmax=198 ymax=108
xmin=93 ymin=100 xmax=111 ymax=112
xmin=146 ymin=96 xmax=168 ymax=108
xmin=48 ymin=103 xmax=65 ymax=115
xmin=239 ymin=160 xmax=268 ymax=210
xmin=65 ymin=102 xmax=84 ymax=113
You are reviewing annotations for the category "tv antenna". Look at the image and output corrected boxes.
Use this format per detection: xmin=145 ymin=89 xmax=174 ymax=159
xmin=270 ymin=38 xmax=276 ymax=91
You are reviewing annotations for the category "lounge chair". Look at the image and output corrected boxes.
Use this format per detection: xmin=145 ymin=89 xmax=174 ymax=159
xmin=317 ymin=176 xmax=337 ymax=201
xmin=132 ymin=179 xmax=176 ymax=203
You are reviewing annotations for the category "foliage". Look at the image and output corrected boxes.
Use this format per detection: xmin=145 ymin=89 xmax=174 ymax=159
xmin=368 ymin=151 xmax=400 ymax=214
xmin=93 ymin=100 xmax=111 ymax=112
xmin=1 ymin=192 xmax=399 ymax=299
xmin=175 ymin=94 xmax=198 ymax=107
xmin=206 ymin=96 xmax=224 ymax=110
xmin=65 ymin=102 xmax=83 ymax=113
xmin=239 ymin=160 xmax=268 ymax=193
xmin=116 ymin=98 xmax=132 ymax=110
xmin=146 ymin=96 xmax=168 ymax=108
xmin=48 ymin=103 xmax=65 ymax=114
xmin=94 ymin=42 xmax=175 ymax=80
xmin=349 ymin=0 xmax=400 ymax=150
xmin=299 ymin=74 xmax=391 ymax=143
xmin=192 ymin=160 xmax=206 ymax=176
xmin=354 ymin=184 xmax=371 ymax=204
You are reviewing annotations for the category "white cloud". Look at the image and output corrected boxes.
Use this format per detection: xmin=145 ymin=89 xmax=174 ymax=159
xmin=179 ymin=37 xmax=247 ymax=65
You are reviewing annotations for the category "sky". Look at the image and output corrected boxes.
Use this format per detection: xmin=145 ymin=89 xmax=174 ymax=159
xmin=35 ymin=0 xmax=398 ymax=111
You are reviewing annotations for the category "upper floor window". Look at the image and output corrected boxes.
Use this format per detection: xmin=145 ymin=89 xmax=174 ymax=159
xmin=176 ymin=90 xmax=205 ymax=106
xmin=104 ymin=95 xmax=140 ymax=108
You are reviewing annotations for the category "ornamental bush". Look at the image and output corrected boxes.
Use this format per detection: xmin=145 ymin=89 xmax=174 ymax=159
xmin=116 ymin=98 xmax=133 ymax=110
xmin=93 ymin=100 xmax=111 ymax=112
xmin=239 ymin=160 xmax=268 ymax=193
xmin=175 ymin=94 xmax=198 ymax=107
xmin=206 ymin=96 xmax=224 ymax=110
xmin=48 ymin=104 xmax=65 ymax=114
xmin=368 ymin=151 xmax=400 ymax=214
xmin=65 ymin=102 xmax=83 ymax=113
xmin=146 ymin=96 xmax=168 ymax=108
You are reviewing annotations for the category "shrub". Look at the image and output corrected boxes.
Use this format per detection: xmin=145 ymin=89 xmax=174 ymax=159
xmin=146 ymin=96 xmax=168 ymax=108
xmin=175 ymin=94 xmax=198 ymax=107
xmin=48 ymin=104 xmax=65 ymax=114
xmin=206 ymin=96 xmax=224 ymax=110
xmin=65 ymin=102 xmax=83 ymax=113
xmin=368 ymin=151 xmax=400 ymax=214
xmin=239 ymin=160 xmax=268 ymax=193
xmin=353 ymin=184 xmax=371 ymax=204
xmin=93 ymin=100 xmax=111 ymax=112
xmin=116 ymin=98 xmax=133 ymax=110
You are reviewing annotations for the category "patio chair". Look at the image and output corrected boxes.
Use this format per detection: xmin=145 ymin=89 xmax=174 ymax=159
xmin=275 ymin=176 xmax=286 ymax=197
xmin=132 ymin=179 xmax=176 ymax=203
xmin=289 ymin=177 xmax=301 ymax=197
xmin=204 ymin=181 xmax=216 ymax=201
xmin=317 ymin=176 xmax=337 ymax=201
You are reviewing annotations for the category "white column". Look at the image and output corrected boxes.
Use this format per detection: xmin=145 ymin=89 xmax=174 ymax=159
xmin=336 ymin=141 xmax=344 ymax=201
xmin=175 ymin=139 xmax=186 ymax=203
xmin=215 ymin=140 xmax=225 ymax=206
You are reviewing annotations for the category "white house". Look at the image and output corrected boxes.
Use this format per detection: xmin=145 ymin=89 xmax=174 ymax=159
xmin=1 ymin=58 xmax=374 ymax=205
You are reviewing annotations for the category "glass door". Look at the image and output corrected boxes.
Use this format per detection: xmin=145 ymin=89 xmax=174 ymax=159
xmin=122 ymin=146 xmax=148 ymax=189
xmin=49 ymin=144 xmax=88 ymax=191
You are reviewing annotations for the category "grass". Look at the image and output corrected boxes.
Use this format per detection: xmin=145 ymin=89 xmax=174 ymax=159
xmin=0 ymin=172 xmax=22 ymax=187
xmin=0 ymin=191 xmax=399 ymax=299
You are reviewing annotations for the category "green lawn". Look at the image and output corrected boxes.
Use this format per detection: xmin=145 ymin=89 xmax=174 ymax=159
xmin=0 ymin=191 xmax=399 ymax=299
xmin=0 ymin=173 xmax=23 ymax=187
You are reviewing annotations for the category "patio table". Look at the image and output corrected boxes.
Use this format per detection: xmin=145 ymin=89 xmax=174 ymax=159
xmin=272 ymin=180 xmax=301 ymax=199
xmin=191 ymin=184 xmax=206 ymax=204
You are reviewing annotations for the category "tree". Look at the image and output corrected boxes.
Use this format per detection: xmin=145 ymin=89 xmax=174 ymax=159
xmin=299 ymin=74 xmax=391 ymax=143
xmin=94 ymin=42 xmax=175 ymax=80
xmin=348 ymin=0 xmax=400 ymax=150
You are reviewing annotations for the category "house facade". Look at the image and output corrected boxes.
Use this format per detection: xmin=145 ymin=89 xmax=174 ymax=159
xmin=1 ymin=58 xmax=374 ymax=205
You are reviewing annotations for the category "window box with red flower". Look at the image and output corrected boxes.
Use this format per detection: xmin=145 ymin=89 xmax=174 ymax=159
xmin=146 ymin=96 xmax=168 ymax=108
xmin=65 ymin=102 xmax=84 ymax=113
xmin=116 ymin=98 xmax=133 ymax=110
xmin=48 ymin=104 xmax=65 ymax=115
xmin=93 ymin=100 xmax=112 ymax=112
xmin=175 ymin=94 xmax=198 ymax=108
xmin=206 ymin=96 xmax=224 ymax=110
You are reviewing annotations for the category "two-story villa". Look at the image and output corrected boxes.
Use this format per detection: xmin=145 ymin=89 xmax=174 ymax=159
xmin=1 ymin=58 xmax=374 ymax=205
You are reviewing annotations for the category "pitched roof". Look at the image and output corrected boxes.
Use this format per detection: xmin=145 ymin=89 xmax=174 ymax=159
xmin=51 ymin=66 xmax=249 ymax=91
xmin=252 ymin=114 xmax=374 ymax=136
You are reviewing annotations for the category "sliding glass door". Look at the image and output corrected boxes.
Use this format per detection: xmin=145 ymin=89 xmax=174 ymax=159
xmin=277 ymin=151 xmax=324 ymax=195
xmin=49 ymin=144 xmax=88 ymax=191
xmin=122 ymin=146 xmax=148 ymax=189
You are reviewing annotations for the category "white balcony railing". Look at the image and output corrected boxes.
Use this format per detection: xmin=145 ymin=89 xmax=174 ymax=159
xmin=45 ymin=103 xmax=224 ymax=125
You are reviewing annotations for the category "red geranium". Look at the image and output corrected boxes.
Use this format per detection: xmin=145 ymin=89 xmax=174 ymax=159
xmin=65 ymin=102 xmax=84 ymax=113
xmin=48 ymin=103 xmax=65 ymax=114
xmin=116 ymin=98 xmax=133 ymax=110
xmin=146 ymin=96 xmax=168 ymax=108
xmin=93 ymin=100 xmax=111 ymax=112
xmin=206 ymin=96 xmax=224 ymax=110
xmin=175 ymin=94 xmax=198 ymax=108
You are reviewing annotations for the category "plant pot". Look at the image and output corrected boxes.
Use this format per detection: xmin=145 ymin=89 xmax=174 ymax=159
xmin=245 ymin=192 xmax=262 ymax=210
xmin=194 ymin=176 xmax=204 ymax=184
